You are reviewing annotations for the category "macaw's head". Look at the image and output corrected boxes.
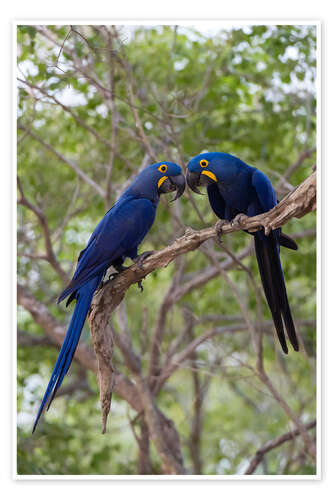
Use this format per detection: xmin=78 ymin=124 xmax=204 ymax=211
xmin=129 ymin=162 xmax=185 ymax=202
xmin=187 ymin=152 xmax=244 ymax=195
xmin=186 ymin=152 xmax=221 ymax=194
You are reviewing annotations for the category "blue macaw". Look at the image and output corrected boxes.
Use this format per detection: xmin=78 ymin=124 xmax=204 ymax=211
xmin=186 ymin=152 xmax=299 ymax=354
xmin=33 ymin=162 xmax=185 ymax=432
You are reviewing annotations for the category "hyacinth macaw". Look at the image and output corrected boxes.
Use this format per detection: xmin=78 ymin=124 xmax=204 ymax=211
xmin=186 ymin=152 xmax=299 ymax=354
xmin=33 ymin=162 xmax=185 ymax=432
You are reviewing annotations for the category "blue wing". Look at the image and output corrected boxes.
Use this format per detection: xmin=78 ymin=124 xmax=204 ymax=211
xmin=58 ymin=196 xmax=156 ymax=303
xmin=251 ymin=169 xmax=277 ymax=214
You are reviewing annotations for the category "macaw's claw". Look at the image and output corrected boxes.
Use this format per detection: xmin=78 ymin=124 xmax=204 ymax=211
xmin=231 ymin=213 xmax=248 ymax=230
xmin=215 ymin=219 xmax=229 ymax=239
xmin=134 ymin=251 xmax=154 ymax=291
xmin=134 ymin=251 xmax=154 ymax=270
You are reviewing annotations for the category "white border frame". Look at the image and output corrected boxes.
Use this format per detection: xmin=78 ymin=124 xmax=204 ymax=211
xmin=13 ymin=19 xmax=321 ymax=481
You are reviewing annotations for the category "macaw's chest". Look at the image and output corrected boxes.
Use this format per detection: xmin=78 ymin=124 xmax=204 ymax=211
xmin=217 ymin=178 xmax=255 ymax=213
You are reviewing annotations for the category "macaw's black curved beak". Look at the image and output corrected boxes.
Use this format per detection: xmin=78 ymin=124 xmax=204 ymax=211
xmin=170 ymin=173 xmax=186 ymax=201
xmin=186 ymin=169 xmax=203 ymax=195
xmin=159 ymin=173 xmax=186 ymax=201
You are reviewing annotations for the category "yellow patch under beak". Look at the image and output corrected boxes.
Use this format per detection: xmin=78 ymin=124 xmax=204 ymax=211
xmin=158 ymin=176 xmax=168 ymax=189
xmin=202 ymin=170 xmax=217 ymax=182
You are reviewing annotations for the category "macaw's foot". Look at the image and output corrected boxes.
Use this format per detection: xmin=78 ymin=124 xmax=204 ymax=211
xmin=231 ymin=213 xmax=248 ymax=230
xmin=215 ymin=219 xmax=229 ymax=239
xmin=134 ymin=251 xmax=154 ymax=270
xmin=134 ymin=251 xmax=154 ymax=292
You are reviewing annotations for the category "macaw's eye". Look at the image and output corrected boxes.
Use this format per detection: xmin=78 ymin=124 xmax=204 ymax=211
xmin=200 ymin=159 xmax=209 ymax=168
xmin=158 ymin=164 xmax=168 ymax=173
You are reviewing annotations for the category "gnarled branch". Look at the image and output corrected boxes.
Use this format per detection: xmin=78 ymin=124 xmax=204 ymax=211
xmin=88 ymin=169 xmax=316 ymax=438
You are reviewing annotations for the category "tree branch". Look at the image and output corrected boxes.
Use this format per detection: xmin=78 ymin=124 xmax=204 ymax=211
xmin=130 ymin=373 xmax=186 ymax=474
xmin=17 ymin=77 xmax=112 ymax=150
xmin=148 ymin=256 xmax=185 ymax=387
xmin=17 ymin=176 xmax=70 ymax=284
xmin=17 ymin=125 xmax=106 ymax=198
xmin=244 ymin=420 xmax=316 ymax=474
xmin=276 ymin=147 xmax=316 ymax=191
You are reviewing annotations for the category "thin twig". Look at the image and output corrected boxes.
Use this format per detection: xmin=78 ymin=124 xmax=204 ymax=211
xmin=245 ymin=419 xmax=316 ymax=474
xmin=17 ymin=176 xmax=69 ymax=283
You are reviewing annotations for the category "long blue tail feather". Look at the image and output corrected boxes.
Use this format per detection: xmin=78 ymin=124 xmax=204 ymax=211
xmin=32 ymin=274 xmax=102 ymax=433
xmin=254 ymin=232 xmax=299 ymax=353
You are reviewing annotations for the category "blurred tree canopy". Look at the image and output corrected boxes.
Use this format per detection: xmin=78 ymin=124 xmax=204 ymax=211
xmin=17 ymin=24 xmax=316 ymax=476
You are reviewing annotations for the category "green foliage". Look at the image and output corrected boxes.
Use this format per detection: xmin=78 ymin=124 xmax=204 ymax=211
xmin=17 ymin=24 xmax=316 ymax=476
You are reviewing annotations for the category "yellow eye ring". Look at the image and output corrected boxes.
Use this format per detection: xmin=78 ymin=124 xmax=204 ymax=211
xmin=200 ymin=159 xmax=209 ymax=168
xmin=158 ymin=164 xmax=168 ymax=173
